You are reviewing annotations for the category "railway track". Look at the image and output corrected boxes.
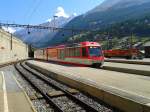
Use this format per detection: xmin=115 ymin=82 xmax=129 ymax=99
xmin=15 ymin=62 xmax=117 ymax=112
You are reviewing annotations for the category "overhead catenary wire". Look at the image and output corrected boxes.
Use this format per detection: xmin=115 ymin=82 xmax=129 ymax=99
xmin=27 ymin=0 xmax=42 ymax=24
xmin=24 ymin=0 xmax=39 ymax=23
xmin=0 ymin=22 xmax=91 ymax=32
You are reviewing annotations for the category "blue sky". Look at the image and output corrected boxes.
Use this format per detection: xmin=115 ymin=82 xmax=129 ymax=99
xmin=0 ymin=0 xmax=105 ymax=25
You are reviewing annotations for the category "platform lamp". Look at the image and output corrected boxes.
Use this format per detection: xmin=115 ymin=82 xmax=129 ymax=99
xmin=107 ymin=32 xmax=110 ymax=50
xmin=130 ymin=28 xmax=134 ymax=57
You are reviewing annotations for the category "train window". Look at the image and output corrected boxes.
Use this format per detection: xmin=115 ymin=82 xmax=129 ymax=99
xmin=72 ymin=48 xmax=75 ymax=56
xmin=68 ymin=48 xmax=74 ymax=57
xmin=70 ymin=48 xmax=72 ymax=56
xmin=65 ymin=48 xmax=69 ymax=57
xmin=82 ymin=47 xmax=88 ymax=57
xmin=69 ymin=48 xmax=72 ymax=56
xmin=57 ymin=49 xmax=61 ymax=59
xmin=60 ymin=49 xmax=65 ymax=59
xmin=71 ymin=48 xmax=75 ymax=57
xmin=88 ymin=47 xmax=102 ymax=57
xmin=66 ymin=47 xmax=80 ymax=57
xmin=75 ymin=47 xmax=80 ymax=56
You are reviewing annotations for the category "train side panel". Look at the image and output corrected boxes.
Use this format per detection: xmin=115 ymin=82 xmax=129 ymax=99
xmin=34 ymin=42 xmax=104 ymax=67
xmin=104 ymin=49 xmax=142 ymax=59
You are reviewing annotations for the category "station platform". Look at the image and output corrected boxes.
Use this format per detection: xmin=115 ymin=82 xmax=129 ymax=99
xmin=105 ymin=58 xmax=150 ymax=65
xmin=27 ymin=60 xmax=150 ymax=112
xmin=0 ymin=65 xmax=34 ymax=112
xmin=103 ymin=62 xmax=150 ymax=76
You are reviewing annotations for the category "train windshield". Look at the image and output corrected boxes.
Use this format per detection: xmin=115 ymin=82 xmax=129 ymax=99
xmin=89 ymin=47 xmax=102 ymax=57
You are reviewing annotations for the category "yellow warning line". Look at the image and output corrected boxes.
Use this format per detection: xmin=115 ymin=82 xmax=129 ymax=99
xmin=2 ymin=71 xmax=9 ymax=112
xmin=12 ymin=75 xmax=37 ymax=112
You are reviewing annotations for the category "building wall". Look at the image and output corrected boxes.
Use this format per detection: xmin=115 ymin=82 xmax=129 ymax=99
xmin=0 ymin=29 xmax=28 ymax=64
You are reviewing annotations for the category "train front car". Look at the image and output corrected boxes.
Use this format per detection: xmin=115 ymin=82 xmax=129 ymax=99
xmin=80 ymin=42 xmax=104 ymax=67
xmin=64 ymin=41 xmax=104 ymax=67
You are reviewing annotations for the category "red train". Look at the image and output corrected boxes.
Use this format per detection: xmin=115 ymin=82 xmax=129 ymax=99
xmin=34 ymin=41 xmax=104 ymax=67
xmin=104 ymin=49 xmax=143 ymax=59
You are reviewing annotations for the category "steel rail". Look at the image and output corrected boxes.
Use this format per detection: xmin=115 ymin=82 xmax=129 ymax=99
xmin=21 ymin=62 xmax=99 ymax=112
xmin=15 ymin=63 xmax=64 ymax=112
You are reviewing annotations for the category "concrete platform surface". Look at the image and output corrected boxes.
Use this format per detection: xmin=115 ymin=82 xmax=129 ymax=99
xmin=0 ymin=66 xmax=34 ymax=112
xmin=27 ymin=60 xmax=150 ymax=111
xmin=103 ymin=62 xmax=150 ymax=76
xmin=105 ymin=58 xmax=150 ymax=65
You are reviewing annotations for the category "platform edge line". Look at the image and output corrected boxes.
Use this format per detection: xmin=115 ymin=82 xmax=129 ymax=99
xmin=2 ymin=71 xmax=9 ymax=112
xmin=12 ymin=75 xmax=37 ymax=112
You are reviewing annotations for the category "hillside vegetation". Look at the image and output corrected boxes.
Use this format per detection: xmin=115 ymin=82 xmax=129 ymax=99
xmin=64 ymin=16 xmax=150 ymax=50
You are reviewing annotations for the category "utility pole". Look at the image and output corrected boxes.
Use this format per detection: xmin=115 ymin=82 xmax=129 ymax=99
xmin=72 ymin=25 xmax=74 ymax=38
xmin=130 ymin=32 xmax=134 ymax=58
xmin=130 ymin=33 xmax=133 ymax=49
xmin=107 ymin=32 xmax=110 ymax=50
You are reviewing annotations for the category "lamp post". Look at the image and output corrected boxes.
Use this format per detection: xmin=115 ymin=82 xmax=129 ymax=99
xmin=107 ymin=32 xmax=110 ymax=50
xmin=53 ymin=15 xmax=58 ymax=32
xmin=71 ymin=25 xmax=74 ymax=38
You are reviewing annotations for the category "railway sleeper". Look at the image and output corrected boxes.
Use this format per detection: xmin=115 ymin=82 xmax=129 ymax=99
xmin=67 ymin=88 xmax=79 ymax=94
xmin=35 ymin=93 xmax=43 ymax=99
xmin=47 ymin=91 xmax=65 ymax=98
xmin=30 ymin=94 xmax=38 ymax=100
xmin=15 ymin=63 xmax=64 ymax=112
xmin=21 ymin=62 xmax=100 ymax=112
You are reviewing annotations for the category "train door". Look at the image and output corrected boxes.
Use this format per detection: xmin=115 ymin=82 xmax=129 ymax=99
xmin=58 ymin=49 xmax=65 ymax=60
xmin=82 ymin=47 xmax=88 ymax=57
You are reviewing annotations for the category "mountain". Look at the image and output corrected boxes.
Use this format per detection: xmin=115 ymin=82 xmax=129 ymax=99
xmin=50 ymin=0 xmax=150 ymax=45
xmin=15 ymin=15 xmax=75 ymax=48
xmin=88 ymin=0 xmax=150 ymax=13
xmin=15 ymin=0 xmax=150 ymax=48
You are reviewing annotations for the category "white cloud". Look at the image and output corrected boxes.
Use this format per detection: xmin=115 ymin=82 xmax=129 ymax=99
xmin=2 ymin=27 xmax=16 ymax=33
xmin=47 ymin=18 xmax=52 ymax=22
xmin=73 ymin=13 xmax=77 ymax=16
xmin=46 ymin=6 xmax=77 ymax=22
xmin=54 ymin=6 xmax=69 ymax=18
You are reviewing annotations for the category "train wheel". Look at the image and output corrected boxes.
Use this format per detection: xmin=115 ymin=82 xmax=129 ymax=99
xmin=92 ymin=63 xmax=101 ymax=68
xmin=131 ymin=55 xmax=138 ymax=60
xmin=126 ymin=56 xmax=131 ymax=59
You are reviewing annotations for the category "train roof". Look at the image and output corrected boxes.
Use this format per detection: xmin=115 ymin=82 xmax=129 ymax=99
xmin=47 ymin=41 xmax=101 ymax=49
xmin=80 ymin=41 xmax=101 ymax=47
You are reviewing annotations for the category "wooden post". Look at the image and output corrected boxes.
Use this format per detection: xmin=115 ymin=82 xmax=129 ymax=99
xmin=46 ymin=48 xmax=48 ymax=61
xmin=10 ymin=33 xmax=13 ymax=50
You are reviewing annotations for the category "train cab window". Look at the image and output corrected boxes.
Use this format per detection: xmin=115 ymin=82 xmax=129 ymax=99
xmin=82 ymin=47 xmax=88 ymax=57
xmin=89 ymin=47 xmax=102 ymax=57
